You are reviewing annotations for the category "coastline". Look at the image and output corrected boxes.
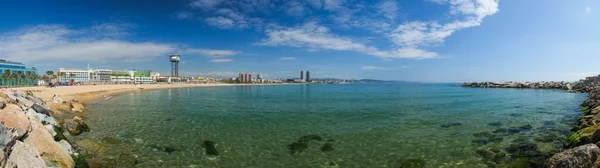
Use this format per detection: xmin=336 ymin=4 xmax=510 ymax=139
xmin=15 ymin=83 xmax=296 ymax=104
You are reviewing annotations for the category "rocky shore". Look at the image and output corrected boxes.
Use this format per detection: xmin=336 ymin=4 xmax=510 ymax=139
xmin=0 ymin=89 xmax=91 ymax=167
xmin=548 ymin=86 xmax=600 ymax=167
xmin=462 ymin=81 xmax=595 ymax=92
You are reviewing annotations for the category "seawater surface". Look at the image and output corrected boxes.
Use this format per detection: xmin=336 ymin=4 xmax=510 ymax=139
xmin=73 ymin=84 xmax=586 ymax=167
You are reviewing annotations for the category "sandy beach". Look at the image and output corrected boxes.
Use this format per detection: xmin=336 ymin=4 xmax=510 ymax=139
xmin=15 ymin=83 xmax=275 ymax=103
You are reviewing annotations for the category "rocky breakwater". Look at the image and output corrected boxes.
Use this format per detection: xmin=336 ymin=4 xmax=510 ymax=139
xmin=548 ymin=86 xmax=600 ymax=167
xmin=0 ymin=90 xmax=89 ymax=168
xmin=462 ymin=81 xmax=592 ymax=91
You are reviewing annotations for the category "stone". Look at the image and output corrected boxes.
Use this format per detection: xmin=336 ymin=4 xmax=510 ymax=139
xmin=321 ymin=143 xmax=334 ymax=152
xmin=6 ymin=141 xmax=48 ymax=168
xmin=549 ymin=144 xmax=600 ymax=168
xmin=509 ymin=113 xmax=524 ymax=117
xmin=65 ymin=120 xmax=82 ymax=136
xmin=0 ymin=105 xmax=31 ymax=133
xmin=519 ymin=124 xmax=533 ymax=130
xmin=31 ymin=103 xmax=51 ymax=116
xmin=117 ymin=153 xmax=137 ymax=167
xmin=70 ymin=101 xmax=85 ymax=113
xmin=440 ymin=123 xmax=462 ymax=128
xmin=72 ymin=116 xmax=90 ymax=132
xmin=289 ymin=142 xmax=307 ymax=154
xmin=76 ymin=139 xmax=106 ymax=154
xmin=52 ymin=95 xmax=64 ymax=104
xmin=487 ymin=122 xmax=502 ymax=127
xmin=202 ymin=140 xmax=220 ymax=156
xmin=298 ymin=135 xmax=323 ymax=143
xmin=399 ymin=158 xmax=425 ymax=168
xmin=23 ymin=117 xmax=75 ymax=168
xmin=101 ymin=137 xmax=123 ymax=145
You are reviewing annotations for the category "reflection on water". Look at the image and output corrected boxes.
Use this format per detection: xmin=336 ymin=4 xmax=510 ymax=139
xmin=74 ymin=84 xmax=585 ymax=167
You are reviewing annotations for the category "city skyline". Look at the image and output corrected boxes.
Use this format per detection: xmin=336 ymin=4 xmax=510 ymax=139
xmin=0 ymin=0 xmax=599 ymax=82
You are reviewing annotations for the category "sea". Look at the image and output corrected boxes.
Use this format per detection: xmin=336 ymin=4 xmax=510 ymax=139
xmin=72 ymin=84 xmax=586 ymax=168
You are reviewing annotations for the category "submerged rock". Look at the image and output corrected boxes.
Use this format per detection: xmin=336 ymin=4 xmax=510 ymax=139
xmin=298 ymin=135 xmax=323 ymax=143
xmin=549 ymin=144 xmax=600 ymax=168
xmin=65 ymin=120 xmax=82 ymax=136
xmin=101 ymin=137 xmax=123 ymax=145
xmin=487 ymin=122 xmax=502 ymax=127
xmin=399 ymin=158 xmax=425 ymax=168
xmin=202 ymin=140 xmax=220 ymax=156
xmin=440 ymin=123 xmax=462 ymax=128
xmin=288 ymin=142 xmax=308 ymax=154
xmin=321 ymin=143 xmax=335 ymax=152
xmin=117 ymin=153 xmax=137 ymax=167
xmin=510 ymin=113 xmax=524 ymax=117
xmin=518 ymin=124 xmax=533 ymax=130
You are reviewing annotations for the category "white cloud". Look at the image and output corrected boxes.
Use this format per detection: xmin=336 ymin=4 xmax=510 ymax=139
xmin=259 ymin=22 xmax=438 ymax=59
xmin=279 ymin=57 xmax=296 ymax=60
xmin=586 ymin=6 xmax=592 ymax=14
xmin=378 ymin=0 xmax=398 ymax=20
xmin=176 ymin=12 xmax=194 ymax=19
xmin=189 ymin=0 xmax=224 ymax=11
xmin=204 ymin=16 xmax=237 ymax=29
xmin=182 ymin=49 xmax=239 ymax=57
xmin=286 ymin=1 xmax=306 ymax=17
xmin=363 ymin=66 xmax=388 ymax=70
xmin=0 ymin=24 xmax=235 ymax=64
xmin=401 ymin=65 xmax=411 ymax=68
xmin=210 ymin=59 xmax=234 ymax=63
xmin=0 ymin=24 xmax=177 ymax=63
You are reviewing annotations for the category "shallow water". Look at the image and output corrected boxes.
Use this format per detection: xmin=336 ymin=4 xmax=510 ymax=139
xmin=73 ymin=84 xmax=586 ymax=167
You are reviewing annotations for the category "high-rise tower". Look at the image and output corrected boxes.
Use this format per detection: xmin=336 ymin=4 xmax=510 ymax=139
xmin=306 ymin=71 xmax=310 ymax=82
xmin=300 ymin=70 xmax=304 ymax=80
xmin=169 ymin=55 xmax=181 ymax=77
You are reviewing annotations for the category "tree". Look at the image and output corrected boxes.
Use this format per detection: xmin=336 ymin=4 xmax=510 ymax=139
xmin=1 ymin=70 xmax=10 ymax=87
xmin=41 ymin=75 xmax=49 ymax=83
xmin=16 ymin=71 xmax=23 ymax=87
xmin=10 ymin=73 xmax=17 ymax=87
xmin=46 ymin=71 xmax=54 ymax=83
xmin=26 ymin=71 xmax=33 ymax=86
xmin=58 ymin=72 xmax=66 ymax=83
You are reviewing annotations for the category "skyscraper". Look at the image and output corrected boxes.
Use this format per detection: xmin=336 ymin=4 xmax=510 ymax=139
xmin=300 ymin=70 xmax=304 ymax=80
xmin=306 ymin=71 xmax=310 ymax=82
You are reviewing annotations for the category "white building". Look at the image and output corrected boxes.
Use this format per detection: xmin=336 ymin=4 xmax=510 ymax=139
xmin=57 ymin=68 xmax=91 ymax=83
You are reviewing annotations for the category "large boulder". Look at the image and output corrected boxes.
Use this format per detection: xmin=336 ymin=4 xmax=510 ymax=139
xmin=52 ymin=95 xmax=64 ymax=104
xmin=549 ymin=144 xmax=600 ymax=168
xmin=23 ymin=117 xmax=75 ymax=168
xmin=70 ymin=101 xmax=85 ymax=113
xmin=0 ymin=104 xmax=31 ymax=133
xmin=6 ymin=141 xmax=48 ymax=168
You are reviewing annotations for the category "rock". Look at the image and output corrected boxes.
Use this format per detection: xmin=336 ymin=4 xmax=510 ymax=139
xmin=23 ymin=117 xmax=75 ymax=168
xmin=101 ymin=137 xmax=122 ymax=145
xmin=519 ymin=124 xmax=533 ymax=130
xmin=440 ymin=123 xmax=462 ymax=128
xmin=321 ymin=143 xmax=334 ymax=152
xmin=202 ymin=140 xmax=220 ymax=156
xmin=31 ymin=103 xmax=51 ymax=116
xmin=507 ymin=127 xmax=522 ymax=134
xmin=549 ymin=144 xmax=600 ymax=168
xmin=399 ymin=158 xmax=425 ymax=168
xmin=52 ymin=96 xmax=64 ymax=104
xmin=298 ymin=135 xmax=323 ymax=143
xmin=289 ymin=141 xmax=307 ymax=154
xmin=0 ymin=124 xmax=26 ymax=150
xmin=0 ymin=102 xmax=6 ymax=110
xmin=6 ymin=141 xmax=48 ymax=168
xmin=65 ymin=120 xmax=82 ymax=136
xmin=564 ymin=125 xmax=598 ymax=148
xmin=70 ymin=101 xmax=85 ymax=113
xmin=509 ymin=113 xmax=524 ymax=117
xmin=0 ymin=105 xmax=31 ymax=133
xmin=76 ymin=139 xmax=106 ymax=154
xmin=117 ymin=153 xmax=137 ymax=167
xmin=487 ymin=122 xmax=502 ymax=127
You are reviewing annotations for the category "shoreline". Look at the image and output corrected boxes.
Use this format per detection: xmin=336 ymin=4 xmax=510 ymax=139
xmin=15 ymin=83 xmax=297 ymax=104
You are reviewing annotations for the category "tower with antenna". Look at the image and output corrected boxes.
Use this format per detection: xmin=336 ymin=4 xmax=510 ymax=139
xmin=169 ymin=55 xmax=181 ymax=77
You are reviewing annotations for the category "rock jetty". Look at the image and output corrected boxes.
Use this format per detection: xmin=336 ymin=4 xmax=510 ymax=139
xmin=0 ymin=90 xmax=88 ymax=168
xmin=548 ymin=86 xmax=600 ymax=167
xmin=462 ymin=81 xmax=597 ymax=92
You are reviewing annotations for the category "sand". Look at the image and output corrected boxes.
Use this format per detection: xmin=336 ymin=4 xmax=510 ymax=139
xmin=15 ymin=83 xmax=275 ymax=103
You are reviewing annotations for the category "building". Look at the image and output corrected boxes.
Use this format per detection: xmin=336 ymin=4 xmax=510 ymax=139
xmin=300 ymin=71 xmax=304 ymax=80
xmin=0 ymin=59 xmax=38 ymax=87
xmin=306 ymin=71 xmax=311 ymax=82
xmin=238 ymin=73 xmax=254 ymax=83
xmin=90 ymin=69 xmax=112 ymax=84
xmin=57 ymin=68 xmax=91 ymax=83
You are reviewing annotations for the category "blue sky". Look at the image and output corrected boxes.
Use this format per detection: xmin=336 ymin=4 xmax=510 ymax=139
xmin=0 ymin=0 xmax=598 ymax=82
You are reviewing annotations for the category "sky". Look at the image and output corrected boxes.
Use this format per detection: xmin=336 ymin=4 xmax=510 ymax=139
xmin=0 ymin=0 xmax=599 ymax=83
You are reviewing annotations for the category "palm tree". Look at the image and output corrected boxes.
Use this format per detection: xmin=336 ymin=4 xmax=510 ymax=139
xmin=58 ymin=72 xmax=66 ymax=83
xmin=1 ymin=70 xmax=10 ymax=87
xmin=41 ymin=75 xmax=48 ymax=83
xmin=10 ymin=73 xmax=17 ymax=88
xmin=45 ymin=71 xmax=54 ymax=83
xmin=15 ymin=71 xmax=23 ymax=87
xmin=26 ymin=71 xmax=33 ymax=86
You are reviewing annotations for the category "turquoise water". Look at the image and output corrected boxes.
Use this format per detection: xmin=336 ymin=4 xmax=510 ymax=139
xmin=73 ymin=84 xmax=586 ymax=167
